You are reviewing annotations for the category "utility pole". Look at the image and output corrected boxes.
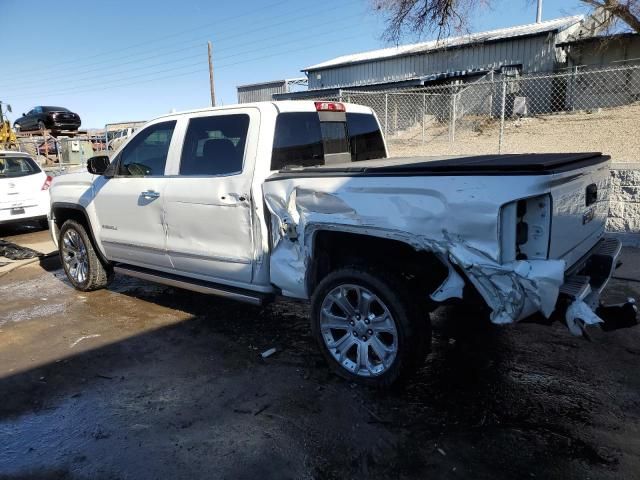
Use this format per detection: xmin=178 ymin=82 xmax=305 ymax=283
xmin=208 ymin=41 xmax=216 ymax=107
xmin=536 ymin=0 xmax=542 ymax=23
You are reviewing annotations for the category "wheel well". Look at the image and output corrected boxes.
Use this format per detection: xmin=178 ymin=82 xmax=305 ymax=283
xmin=52 ymin=205 xmax=109 ymax=265
xmin=309 ymin=230 xmax=449 ymax=298
xmin=52 ymin=206 xmax=87 ymax=230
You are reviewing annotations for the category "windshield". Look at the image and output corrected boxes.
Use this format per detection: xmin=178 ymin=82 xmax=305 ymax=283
xmin=0 ymin=156 xmax=40 ymax=178
xmin=43 ymin=106 xmax=70 ymax=112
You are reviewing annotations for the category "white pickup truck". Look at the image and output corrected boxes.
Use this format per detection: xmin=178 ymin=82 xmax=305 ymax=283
xmin=49 ymin=101 xmax=636 ymax=387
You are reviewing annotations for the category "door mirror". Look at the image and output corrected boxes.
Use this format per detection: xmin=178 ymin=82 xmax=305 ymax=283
xmin=22 ymin=113 xmax=26 ymax=116
xmin=87 ymin=155 xmax=111 ymax=175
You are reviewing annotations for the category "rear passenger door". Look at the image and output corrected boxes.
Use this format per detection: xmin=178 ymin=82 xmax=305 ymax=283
xmin=163 ymin=109 xmax=257 ymax=286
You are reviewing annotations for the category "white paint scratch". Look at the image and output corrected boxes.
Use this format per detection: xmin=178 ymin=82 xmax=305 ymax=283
xmin=70 ymin=334 xmax=101 ymax=348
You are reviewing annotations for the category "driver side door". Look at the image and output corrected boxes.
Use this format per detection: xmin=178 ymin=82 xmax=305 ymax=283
xmin=91 ymin=120 xmax=177 ymax=270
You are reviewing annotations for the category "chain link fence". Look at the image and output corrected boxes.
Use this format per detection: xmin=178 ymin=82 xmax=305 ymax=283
xmin=313 ymin=63 xmax=640 ymax=161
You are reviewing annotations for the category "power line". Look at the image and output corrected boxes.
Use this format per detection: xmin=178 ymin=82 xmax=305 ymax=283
xmin=8 ymin=32 xmax=363 ymax=100
xmin=1 ymin=0 xmax=355 ymax=84
xmin=2 ymin=10 xmax=358 ymax=93
xmin=3 ymin=0 xmax=291 ymax=78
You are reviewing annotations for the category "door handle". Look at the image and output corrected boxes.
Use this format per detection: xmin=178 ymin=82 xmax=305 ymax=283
xmin=141 ymin=190 xmax=160 ymax=199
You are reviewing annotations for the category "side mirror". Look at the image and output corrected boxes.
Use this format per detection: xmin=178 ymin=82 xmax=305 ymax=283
xmin=87 ymin=155 xmax=111 ymax=175
xmin=22 ymin=112 xmax=26 ymax=116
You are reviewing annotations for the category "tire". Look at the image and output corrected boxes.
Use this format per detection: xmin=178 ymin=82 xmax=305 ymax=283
xmin=311 ymin=266 xmax=431 ymax=388
xmin=59 ymin=219 xmax=112 ymax=291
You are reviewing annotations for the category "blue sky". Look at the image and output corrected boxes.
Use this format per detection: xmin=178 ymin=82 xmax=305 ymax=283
xmin=2 ymin=0 xmax=589 ymax=128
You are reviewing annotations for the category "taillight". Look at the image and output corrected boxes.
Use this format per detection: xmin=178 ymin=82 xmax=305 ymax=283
xmin=42 ymin=176 xmax=53 ymax=191
xmin=500 ymin=194 xmax=551 ymax=262
xmin=314 ymin=101 xmax=346 ymax=112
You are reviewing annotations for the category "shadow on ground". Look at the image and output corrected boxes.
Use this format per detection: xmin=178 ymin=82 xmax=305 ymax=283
xmin=1 ymin=264 xmax=639 ymax=479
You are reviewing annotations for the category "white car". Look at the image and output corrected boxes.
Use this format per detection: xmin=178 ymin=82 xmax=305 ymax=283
xmin=0 ymin=151 xmax=51 ymax=227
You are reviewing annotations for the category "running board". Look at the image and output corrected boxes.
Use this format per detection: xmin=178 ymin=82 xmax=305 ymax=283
xmin=113 ymin=265 xmax=268 ymax=306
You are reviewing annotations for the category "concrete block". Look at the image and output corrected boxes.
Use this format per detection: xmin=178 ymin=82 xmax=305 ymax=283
xmin=608 ymin=201 xmax=626 ymax=218
xmin=606 ymin=217 xmax=627 ymax=232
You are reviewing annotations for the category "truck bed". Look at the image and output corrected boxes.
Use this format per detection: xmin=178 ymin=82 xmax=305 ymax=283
xmin=268 ymin=152 xmax=610 ymax=179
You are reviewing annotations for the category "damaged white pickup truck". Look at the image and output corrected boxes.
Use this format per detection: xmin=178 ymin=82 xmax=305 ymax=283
xmin=49 ymin=101 xmax=637 ymax=386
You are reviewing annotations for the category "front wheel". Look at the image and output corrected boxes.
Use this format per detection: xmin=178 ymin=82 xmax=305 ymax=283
xmin=59 ymin=219 xmax=112 ymax=291
xmin=311 ymin=266 xmax=431 ymax=387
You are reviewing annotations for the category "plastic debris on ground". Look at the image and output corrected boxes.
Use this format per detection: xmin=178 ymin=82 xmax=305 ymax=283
xmin=0 ymin=240 xmax=41 ymax=260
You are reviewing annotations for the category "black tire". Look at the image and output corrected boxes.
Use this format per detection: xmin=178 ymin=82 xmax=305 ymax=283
xmin=311 ymin=266 xmax=431 ymax=388
xmin=59 ymin=219 xmax=112 ymax=291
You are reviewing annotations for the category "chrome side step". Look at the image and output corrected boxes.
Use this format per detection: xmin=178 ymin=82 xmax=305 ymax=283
xmin=114 ymin=265 xmax=268 ymax=306
xmin=559 ymin=275 xmax=592 ymax=301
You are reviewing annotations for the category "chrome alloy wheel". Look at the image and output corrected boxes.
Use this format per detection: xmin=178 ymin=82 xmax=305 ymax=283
xmin=62 ymin=229 xmax=89 ymax=285
xmin=320 ymin=284 xmax=398 ymax=377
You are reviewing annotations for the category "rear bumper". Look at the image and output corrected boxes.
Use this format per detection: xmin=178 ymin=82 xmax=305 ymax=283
xmin=561 ymin=236 xmax=621 ymax=302
xmin=558 ymin=236 xmax=638 ymax=334
xmin=0 ymin=202 xmax=49 ymax=225
xmin=50 ymin=121 xmax=81 ymax=130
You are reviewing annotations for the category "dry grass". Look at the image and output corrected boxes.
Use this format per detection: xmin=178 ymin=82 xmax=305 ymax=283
xmin=388 ymin=102 xmax=640 ymax=163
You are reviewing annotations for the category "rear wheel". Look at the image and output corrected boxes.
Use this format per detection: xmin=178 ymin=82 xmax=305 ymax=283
xmin=311 ymin=266 xmax=431 ymax=387
xmin=59 ymin=219 xmax=112 ymax=291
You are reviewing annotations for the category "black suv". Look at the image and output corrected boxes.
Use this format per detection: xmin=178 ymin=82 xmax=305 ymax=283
xmin=14 ymin=106 xmax=81 ymax=132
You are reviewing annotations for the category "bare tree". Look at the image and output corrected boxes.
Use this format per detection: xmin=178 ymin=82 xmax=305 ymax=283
xmin=374 ymin=0 xmax=640 ymax=42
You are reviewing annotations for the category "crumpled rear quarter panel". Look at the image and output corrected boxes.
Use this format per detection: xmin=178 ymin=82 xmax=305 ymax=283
xmin=263 ymin=173 xmax=567 ymax=325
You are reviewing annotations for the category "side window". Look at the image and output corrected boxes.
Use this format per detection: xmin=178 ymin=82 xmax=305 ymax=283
xmin=118 ymin=121 xmax=176 ymax=176
xmin=346 ymin=113 xmax=386 ymax=161
xmin=179 ymin=114 xmax=249 ymax=176
xmin=271 ymin=113 xmax=323 ymax=170
xmin=34 ymin=107 xmax=42 ymax=114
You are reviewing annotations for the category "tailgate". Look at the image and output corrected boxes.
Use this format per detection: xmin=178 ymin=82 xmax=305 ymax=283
xmin=548 ymin=159 xmax=611 ymax=268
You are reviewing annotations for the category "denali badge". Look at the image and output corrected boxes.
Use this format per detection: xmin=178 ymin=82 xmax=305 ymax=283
xmin=583 ymin=207 xmax=595 ymax=225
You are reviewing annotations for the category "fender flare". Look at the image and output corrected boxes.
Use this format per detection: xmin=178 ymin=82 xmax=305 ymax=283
xmin=51 ymin=202 xmax=110 ymax=265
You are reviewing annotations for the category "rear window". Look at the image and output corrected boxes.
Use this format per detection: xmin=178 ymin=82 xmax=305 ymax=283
xmin=0 ymin=156 xmax=40 ymax=178
xmin=271 ymin=112 xmax=386 ymax=170
xmin=43 ymin=106 xmax=70 ymax=112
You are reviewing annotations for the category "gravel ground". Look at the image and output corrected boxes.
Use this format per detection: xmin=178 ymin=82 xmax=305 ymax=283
xmin=1 ymin=228 xmax=639 ymax=479
xmin=388 ymin=102 xmax=640 ymax=162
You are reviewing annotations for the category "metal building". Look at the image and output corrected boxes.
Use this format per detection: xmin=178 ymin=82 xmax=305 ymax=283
xmin=276 ymin=16 xmax=590 ymax=99
xmin=237 ymin=78 xmax=307 ymax=103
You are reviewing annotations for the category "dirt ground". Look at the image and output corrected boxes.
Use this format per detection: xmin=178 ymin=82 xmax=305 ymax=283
xmin=1 ymin=226 xmax=640 ymax=480
xmin=388 ymin=103 xmax=640 ymax=162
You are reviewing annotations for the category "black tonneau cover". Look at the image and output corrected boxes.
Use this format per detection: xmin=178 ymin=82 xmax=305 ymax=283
xmin=267 ymin=152 xmax=610 ymax=180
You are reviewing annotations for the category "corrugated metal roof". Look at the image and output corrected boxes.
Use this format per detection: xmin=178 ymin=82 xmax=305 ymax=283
xmin=303 ymin=15 xmax=583 ymax=71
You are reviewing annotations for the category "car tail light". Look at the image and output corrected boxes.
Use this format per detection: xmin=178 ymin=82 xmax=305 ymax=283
xmin=42 ymin=176 xmax=53 ymax=191
xmin=314 ymin=101 xmax=346 ymax=112
xmin=500 ymin=194 xmax=551 ymax=262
